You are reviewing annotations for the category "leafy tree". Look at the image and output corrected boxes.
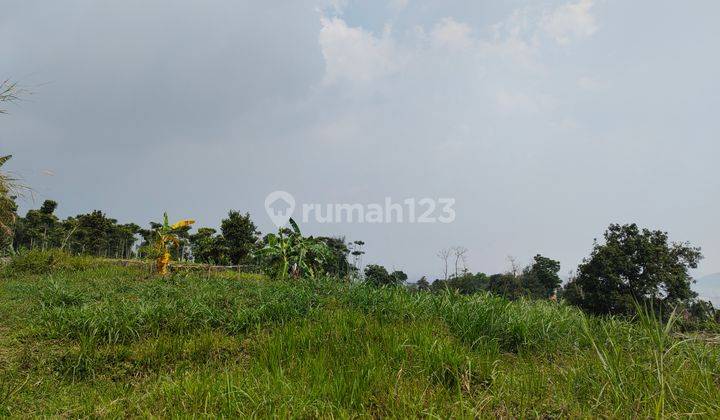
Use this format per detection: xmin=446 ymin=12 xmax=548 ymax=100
xmin=364 ymin=264 xmax=391 ymax=287
xmin=416 ymin=276 xmax=430 ymax=291
xmin=430 ymin=279 xmax=447 ymax=293
xmin=318 ymin=236 xmax=352 ymax=278
xmin=364 ymin=265 xmax=406 ymax=287
xmin=485 ymin=273 xmax=524 ymax=300
xmin=14 ymin=200 xmax=62 ymax=250
xmin=220 ymin=210 xmax=260 ymax=265
xmin=391 ymin=270 xmax=408 ymax=284
xmin=447 ymin=272 xmax=488 ymax=295
xmin=67 ymin=211 xmax=115 ymax=255
xmin=521 ymin=254 xmax=562 ymax=299
xmin=38 ymin=209 xmax=141 ymax=258
xmin=189 ymin=227 xmax=229 ymax=264
xmin=564 ymin=223 xmax=702 ymax=316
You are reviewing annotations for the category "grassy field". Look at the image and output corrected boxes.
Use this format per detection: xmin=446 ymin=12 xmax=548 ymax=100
xmin=1 ymin=255 xmax=719 ymax=417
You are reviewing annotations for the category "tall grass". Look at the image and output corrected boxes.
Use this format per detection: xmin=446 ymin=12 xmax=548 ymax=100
xmin=1 ymin=253 xmax=719 ymax=417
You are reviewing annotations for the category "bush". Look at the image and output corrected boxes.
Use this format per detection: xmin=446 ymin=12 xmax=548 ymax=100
xmin=2 ymin=249 xmax=96 ymax=276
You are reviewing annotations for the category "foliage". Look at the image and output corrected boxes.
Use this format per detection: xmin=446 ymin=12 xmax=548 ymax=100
xmin=432 ymin=272 xmax=488 ymax=295
xmin=0 ymin=155 xmax=22 ymax=254
xmin=0 ymin=80 xmax=22 ymax=114
xmin=564 ymin=223 xmax=703 ymax=316
xmin=522 ymin=254 xmax=562 ymax=298
xmin=13 ymin=205 xmax=141 ymax=258
xmin=317 ymin=236 xmax=353 ymax=278
xmin=1 ymin=262 xmax=719 ymax=417
xmin=153 ymin=213 xmax=195 ymax=275
xmin=188 ymin=227 xmax=229 ymax=265
xmin=1 ymin=249 xmax=97 ymax=276
xmin=255 ymin=218 xmax=332 ymax=279
xmin=427 ymin=255 xmax=560 ymax=301
xmin=220 ymin=210 xmax=259 ymax=265
xmin=416 ymin=276 xmax=430 ymax=291
xmin=364 ymin=264 xmax=407 ymax=287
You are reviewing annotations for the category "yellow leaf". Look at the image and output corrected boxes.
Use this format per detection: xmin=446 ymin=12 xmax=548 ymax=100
xmin=171 ymin=219 xmax=195 ymax=229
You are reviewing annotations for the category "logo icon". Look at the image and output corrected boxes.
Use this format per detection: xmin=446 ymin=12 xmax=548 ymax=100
xmin=264 ymin=190 xmax=296 ymax=228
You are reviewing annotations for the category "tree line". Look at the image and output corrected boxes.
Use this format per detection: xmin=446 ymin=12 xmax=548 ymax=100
xmin=1 ymin=195 xmax=366 ymax=279
xmin=2 ymin=80 xmax=715 ymax=325
xmin=1 ymin=168 xmax=717 ymax=326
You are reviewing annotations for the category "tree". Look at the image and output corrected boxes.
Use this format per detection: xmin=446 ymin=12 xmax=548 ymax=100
xmin=486 ymin=272 xmax=524 ymax=300
xmin=564 ymin=223 xmax=702 ymax=316
xmin=318 ymin=236 xmax=352 ymax=278
xmin=364 ymin=264 xmax=405 ymax=287
xmin=390 ymin=270 xmax=408 ymax=284
xmin=189 ymin=227 xmax=229 ymax=264
xmin=54 ymin=210 xmax=140 ymax=257
xmin=451 ymin=246 xmax=468 ymax=277
xmin=220 ymin=210 xmax=260 ymax=265
xmin=430 ymin=278 xmax=448 ymax=293
xmin=447 ymin=272 xmax=488 ymax=295
xmin=416 ymin=276 xmax=430 ymax=291
xmin=437 ymin=248 xmax=451 ymax=280
xmin=14 ymin=200 xmax=62 ymax=250
xmin=521 ymin=254 xmax=562 ymax=299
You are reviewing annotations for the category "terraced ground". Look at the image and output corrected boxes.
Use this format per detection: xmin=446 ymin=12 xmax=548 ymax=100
xmin=1 ymin=254 xmax=719 ymax=417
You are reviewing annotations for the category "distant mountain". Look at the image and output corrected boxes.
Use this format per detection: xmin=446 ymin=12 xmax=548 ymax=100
xmin=694 ymin=273 xmax=720 ymax=306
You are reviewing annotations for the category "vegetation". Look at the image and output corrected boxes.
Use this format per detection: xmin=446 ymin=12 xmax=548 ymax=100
xmin=364 ymin=264 xmax=408 ymax=287
xmin=0 ymin=155 xmax=20 ymax=253
xmin=151 ymin=213 xmax=195 ymax=275
xmin=13 ymin=204 xmax=140 ymax=258
xmin=428 ymin=254 xmax=561 ymax=300
xmin=221 ymin=210 xmax=260 ymax=265
xmin=0 ymin=253 xmax=719 ymax=417
xmin=2 ymin=70 xmax=718 ymax=416
xmin=256 ymin=218 xmax=332 ymax=279
xmin=564 ymin=223 xmax=704 ymax=317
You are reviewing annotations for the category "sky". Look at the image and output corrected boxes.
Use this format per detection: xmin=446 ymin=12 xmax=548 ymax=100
xmin=2 ymin=0 xmax=719 ymax=280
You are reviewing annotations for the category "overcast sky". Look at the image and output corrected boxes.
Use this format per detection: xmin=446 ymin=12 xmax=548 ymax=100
xmin=2 ymin=0 xmax=719 ymax=279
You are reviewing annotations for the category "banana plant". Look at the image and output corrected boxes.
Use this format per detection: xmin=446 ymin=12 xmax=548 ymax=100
xmin=256 ymin=218 xmax=331 ymax=279
xmin=154 ymin=212 xmax=195 ymax=275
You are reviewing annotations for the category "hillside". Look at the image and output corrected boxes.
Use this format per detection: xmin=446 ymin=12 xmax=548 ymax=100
xmin=695 ymin=273 xmax=720 ymax=306
xmin=1 ymin=257 xmax=719 ymax=417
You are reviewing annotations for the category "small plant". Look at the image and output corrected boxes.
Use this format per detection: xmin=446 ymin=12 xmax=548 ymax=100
xmin=154 ymin=213 xmax=194 ymax=275
xmin=256 ymin=218 xmax=331 ymax=279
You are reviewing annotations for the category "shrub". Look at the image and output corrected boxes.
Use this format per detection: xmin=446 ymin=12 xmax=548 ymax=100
xmin=2 ymin=249 xmax=96 ymax=276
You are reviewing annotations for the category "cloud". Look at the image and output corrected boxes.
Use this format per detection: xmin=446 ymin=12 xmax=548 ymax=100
xmin=541 ymin=0 xmax=597 ymax=45
xmin=319 ymin=16 xmax=401 ymax=84
xmin=431 ymin=17 xmax=474 ymax=50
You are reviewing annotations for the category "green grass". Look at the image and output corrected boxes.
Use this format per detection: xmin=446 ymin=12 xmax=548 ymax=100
xmin=1 ymin=255 xmax=719 ymax=417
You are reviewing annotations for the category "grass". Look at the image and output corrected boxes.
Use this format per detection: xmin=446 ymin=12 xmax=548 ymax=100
xmin=1 ymin=254 xmax=719 ymax=417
